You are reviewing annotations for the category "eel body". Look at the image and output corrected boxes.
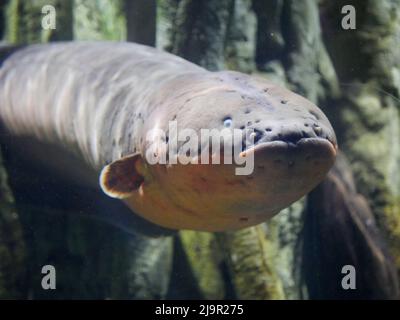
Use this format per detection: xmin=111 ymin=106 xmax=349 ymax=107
xmin=0 ymin=42 xmax=337 ymax=232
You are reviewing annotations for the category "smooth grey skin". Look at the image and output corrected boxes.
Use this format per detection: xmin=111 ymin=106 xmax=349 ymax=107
xmin=0 ymin=42 xmax=204 ymax=170
xmin=0 ymin=42 xmax=337 ymax=232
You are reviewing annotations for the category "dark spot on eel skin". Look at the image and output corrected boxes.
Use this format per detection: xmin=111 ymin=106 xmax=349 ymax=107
xmin=240 ymin=217 xmax=249 ymax=222
xmin=265 ymin=128 xmax=272 ymax=132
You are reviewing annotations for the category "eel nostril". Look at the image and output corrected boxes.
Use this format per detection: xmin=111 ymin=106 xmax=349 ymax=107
xmin=249 ymin=129 xmax=264 ymax=144
xmin=313 ymin=124 xmax=323 ymax=136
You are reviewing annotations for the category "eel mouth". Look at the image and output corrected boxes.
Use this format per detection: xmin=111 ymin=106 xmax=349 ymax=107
xmin=240 ymin=137 xmax=337 ymax=158
xmin=238 ymin=136 xmax=337 ymax=182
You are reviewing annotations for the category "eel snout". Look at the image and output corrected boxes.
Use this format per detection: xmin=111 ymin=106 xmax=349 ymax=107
xmin=235 ymin=127 xmax=337 ymax=216
xmin=245 ymin=119 xmax=336 ymax=149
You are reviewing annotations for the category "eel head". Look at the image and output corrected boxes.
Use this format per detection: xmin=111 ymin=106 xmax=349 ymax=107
xmin=100 ymin=72 xmax=337 ymax=231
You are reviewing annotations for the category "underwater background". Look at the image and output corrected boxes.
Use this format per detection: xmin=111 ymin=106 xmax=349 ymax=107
xmin=0 ymin=0 xmax=399 ymax=300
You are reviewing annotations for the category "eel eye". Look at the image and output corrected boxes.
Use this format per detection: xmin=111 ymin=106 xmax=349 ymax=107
xmin=223 ymin=117 xmax=232 ymax=128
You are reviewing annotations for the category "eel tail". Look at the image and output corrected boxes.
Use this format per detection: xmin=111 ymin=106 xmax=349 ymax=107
xmin=298 ymin=152 xmax=399 ymax=299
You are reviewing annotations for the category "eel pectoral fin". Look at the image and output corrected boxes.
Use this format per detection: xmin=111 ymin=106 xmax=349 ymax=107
xmin=99 ymin=153 xmax=145 ymax=199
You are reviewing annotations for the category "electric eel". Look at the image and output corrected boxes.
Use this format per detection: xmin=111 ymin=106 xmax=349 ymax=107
xmin=0 ymin=42 xmax=337 ymax=232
